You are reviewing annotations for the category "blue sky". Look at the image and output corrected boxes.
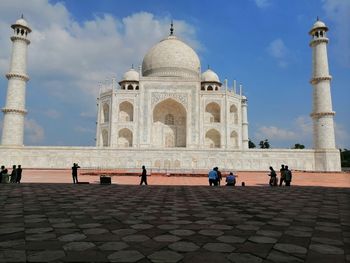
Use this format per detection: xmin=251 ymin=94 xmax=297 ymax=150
xmin=0 ymin=0 xmax=349 ymax=148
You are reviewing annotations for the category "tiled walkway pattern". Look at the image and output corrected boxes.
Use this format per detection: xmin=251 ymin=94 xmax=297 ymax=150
xmin=0 ymin=184 xmax=349 ymax=262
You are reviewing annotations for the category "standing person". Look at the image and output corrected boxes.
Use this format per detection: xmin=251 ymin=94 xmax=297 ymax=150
xmin=10 ymin=165 xmax=17 ymax=183
xmin=217 ymin=168 xmax=222 ymax=186
xmin=71 ymin=163 xmax=80 ymax=184
xmin=268 ymin=166 xmax=277 ymax=186
xmin=279 ymin=164 xmax=286 ymax=186
xmin=2 ymin=169 xmax=10 ymax=183
xmin=225 ymin=172 xmax=237 ymax=186
xmin=208 ymin=167 xmax=218 ymax=186
xmin=16 ymin=165 xmax=22 ymax=183
xmin=139 ymin=165 xmax=148 ymax=185
xmin=285 ymin=165 xmax=292 ymax=186
xmin=0 ymin=165 xmax=5 ymax=184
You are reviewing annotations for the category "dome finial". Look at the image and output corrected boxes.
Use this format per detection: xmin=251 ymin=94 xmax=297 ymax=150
xmin=21 ymin=14 xmax=24 ymax=19
xmin=170 ymin=20 xmax=174 ymax=36
xmin=207 ymin=64 xmax=210 ymax=70
xmin=316 ymin=16 xmax=319 ymax=21
xmin=131 ymin=64 xmax=134 ymax=69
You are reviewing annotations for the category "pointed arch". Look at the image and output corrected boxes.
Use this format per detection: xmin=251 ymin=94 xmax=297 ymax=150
xmin=205 ymin=102 xmax=220 ymax=123
xmin=230 ymin=104 xmax=238 ymax=124
xmin=230 ymin=130 xmax=238 ymax=148
xmin=119 ymin=101 xmax=134 ymax=122
xmin=205 ymin=129 xmax=221 ymax=148
xmin=101 ymin=103 xmax=109 ymax=123
xmin=118 ymin=128 xmax=133 ymax=147
xmin=152 ymin=98 xmax=186 ymax=148
xmin=102 ymin=129 xmax=109 ymax=147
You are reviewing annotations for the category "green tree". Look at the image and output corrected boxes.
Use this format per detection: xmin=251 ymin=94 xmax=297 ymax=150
xmin=259 ymin=139 xmax=270 ymax=149
xmin=248 ymin=139 xmax=256 ymax=148
xmin=340 ymin=149 xmax=350 ymax=167
xmin=292 ymin=143 xmax=305 ymax=149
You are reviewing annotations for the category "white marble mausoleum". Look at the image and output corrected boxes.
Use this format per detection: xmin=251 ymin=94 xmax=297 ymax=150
xmin=0 ymin=18 xmax=341 ymax=172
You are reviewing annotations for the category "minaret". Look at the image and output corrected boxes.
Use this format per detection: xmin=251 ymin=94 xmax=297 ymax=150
xmin=241 ymin=94 xmax=249 ymax=150
xmin=309 ymin=19 xmax=336 ymax=150
xmin=1 ymin=16 xmax=31 ymax=146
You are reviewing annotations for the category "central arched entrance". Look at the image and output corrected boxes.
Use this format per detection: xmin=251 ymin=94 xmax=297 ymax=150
xmin=152 ymin=98 xmax=186 ymax=147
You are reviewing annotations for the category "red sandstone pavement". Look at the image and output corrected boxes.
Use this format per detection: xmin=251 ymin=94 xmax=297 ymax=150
xmin=20 ymin=169 xmax=350 ymax=188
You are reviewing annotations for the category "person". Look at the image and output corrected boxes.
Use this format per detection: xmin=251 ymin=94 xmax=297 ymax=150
xmin=0 ymin=165 xmax=5 ymax=184
xmin=268 ymin=166 xmax=277 ymax=186
xmin=71 ymin=163 xmax=80 ymax=184
xmin=217 ymin=168 xmax=222 ymax=186
xmin=139 ymin=165 xmax=148 ymax=185
xmin=10 ymin=165 xmax=17 ymax=183
xmin=285 ymin=165 xmax=292 ymax=186
xmin=279 ymin=164 xmax=286 ymax=186
xmin=225 ymin=172 xmax=237 ymax=186
xmin=2 ymin=169 xmax=10 ymax=183
xmin=16 ymin=165 xmax=22 ymax=183
xmin=208 ymin=167 xmax=218 ymax=186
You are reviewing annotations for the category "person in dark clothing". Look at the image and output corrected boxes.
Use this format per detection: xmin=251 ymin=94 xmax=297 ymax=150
xmin=71 ymin=163 xmax=80 ymax=184
xmin=279 ymin=164 xmax=286 ymax=186
xmin=10 ymin=165 xmax=17 ymax=183
xmin=0 ymin=165 xmax=5 ymax=184
xmin=217 ymin=168 xmax=222 ymax=186
xmin=139 ymin=165 xmax=148 ymax=185
xmin=268 ymin=166 xmax=277 ymax=186
xmin=285 ymin=165 xmax=292 ymax=186
xmin=16 ymin=165 xmax=22 ymax=183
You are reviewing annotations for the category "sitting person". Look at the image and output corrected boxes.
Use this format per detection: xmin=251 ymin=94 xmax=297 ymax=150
xmin=225 ymin=172 xmax=237 ymax=186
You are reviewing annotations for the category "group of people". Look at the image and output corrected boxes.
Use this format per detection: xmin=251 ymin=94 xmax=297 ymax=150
xmin=208 ymin=167 xmax=238 ymax=186
xmin=0 ymin=165 xmax=22 ymax=184
xmin=268 ymin=164 xmax=292 ymax=186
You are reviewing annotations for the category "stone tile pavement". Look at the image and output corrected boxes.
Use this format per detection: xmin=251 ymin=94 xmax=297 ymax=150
xmin=0 ymin=184 xmax=349 ymax=262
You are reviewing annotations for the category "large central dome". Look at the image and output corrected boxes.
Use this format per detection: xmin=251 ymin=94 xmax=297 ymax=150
xmin=142 ymin=35 xmax=201 ymax=78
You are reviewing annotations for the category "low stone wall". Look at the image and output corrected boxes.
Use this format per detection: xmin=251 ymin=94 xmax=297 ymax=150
xmin=0 ymin=146 xmax=341 ymax=172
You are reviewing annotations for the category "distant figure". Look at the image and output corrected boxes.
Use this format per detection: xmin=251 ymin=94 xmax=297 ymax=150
xmin=268 ymin=166 xmax=277 ymax=186
xmin=285 ymin=165 xmax=292 ymax=186
xmin=217 ymin=168 xmax=222 ymax=186
xmin=208 ymin=167 xmax=218 ymax=186
xmin=71 ymin=163 xmax=80 ymax=184
xmin=226 ymin=172 xmax=237 ymax=186
xmin=10 ymin=165 xmax=17 ymax=183
xmin=2 ymin=169 xmax=10 ymax=183
xmin=241 ymin=182 xmax=245 ymax=186
xmin=139 ymin=165 xmax=148 ymax=185
xmin=16 ymin=165 xmax=22 ymax=183
xmin=279 ymin=164 xmax=286 ymax=186
xmin=0 ymin=165 xmax=5 ymax=184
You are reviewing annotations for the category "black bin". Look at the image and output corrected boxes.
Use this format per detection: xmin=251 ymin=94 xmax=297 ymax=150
xmin=100 ymin=176 xmax=111 ymax=185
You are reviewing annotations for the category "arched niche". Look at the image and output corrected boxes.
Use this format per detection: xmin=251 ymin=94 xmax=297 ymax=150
xmin=230 ymin=130 xmax=238 ymax=148
xmin=230 ymin=104 xmax=238 ymax=124
xmin=152 ymin=98 xmax=186 ymax=148
xmin=205 ymin=102 xmax=220 ymax=123
xmin=102 ymin=129 xmax=109 ymax=147
xmin=101 ymin=103 xmax=109 ymax=123
xmin=118 ymin=128 xmax=133 ymax=147
xmin=119 ymin=101 xmax=134 ymax=122
xmin=205 ymin=129 xmax=221 ymax=148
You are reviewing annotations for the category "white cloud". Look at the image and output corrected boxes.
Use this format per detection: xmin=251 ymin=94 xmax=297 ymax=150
xmin=74 ymin=126 xmax=95 ymax=134
xmin=255 ymin=126 xmax=297 ymax=141
xmin=255 ymin=0 xmax=271 ymax=8
xmin=24 ymin=118 xmax=45 ymax=144
xmin=267 ymin=38 xmax=289 ymax=68
xmin=323 ymin=0 xmax=350 ymax=67
xmin=44 ymin=109 xmax=61 ymax=119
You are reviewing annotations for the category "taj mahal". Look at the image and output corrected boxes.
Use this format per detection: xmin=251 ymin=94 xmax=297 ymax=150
xmin=0 ymin=17 xmax=341 ymax=172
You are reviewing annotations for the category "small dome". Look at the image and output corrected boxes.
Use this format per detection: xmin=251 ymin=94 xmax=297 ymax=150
xmin=309 ymin=19 xmax=328 ymax=34
xmin=142 ymin=35 xmax=200 ymax=78
xmin=122 ymin=68 xmax=139 ymax=81
xmin=11 ymin=17 xmax=32 ymax=32
xmin=201 ymin=69 xmax=220 ymax=83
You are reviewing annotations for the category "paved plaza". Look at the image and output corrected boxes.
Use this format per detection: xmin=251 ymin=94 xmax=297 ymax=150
xmin=0 ymin=182 xmax=350 ymax=262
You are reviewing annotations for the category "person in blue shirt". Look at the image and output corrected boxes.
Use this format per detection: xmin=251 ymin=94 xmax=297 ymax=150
xmin=226 ymin=172 xmax=237 ymax=186
xmin=208 ymin=167 xmax=218 ymax=186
